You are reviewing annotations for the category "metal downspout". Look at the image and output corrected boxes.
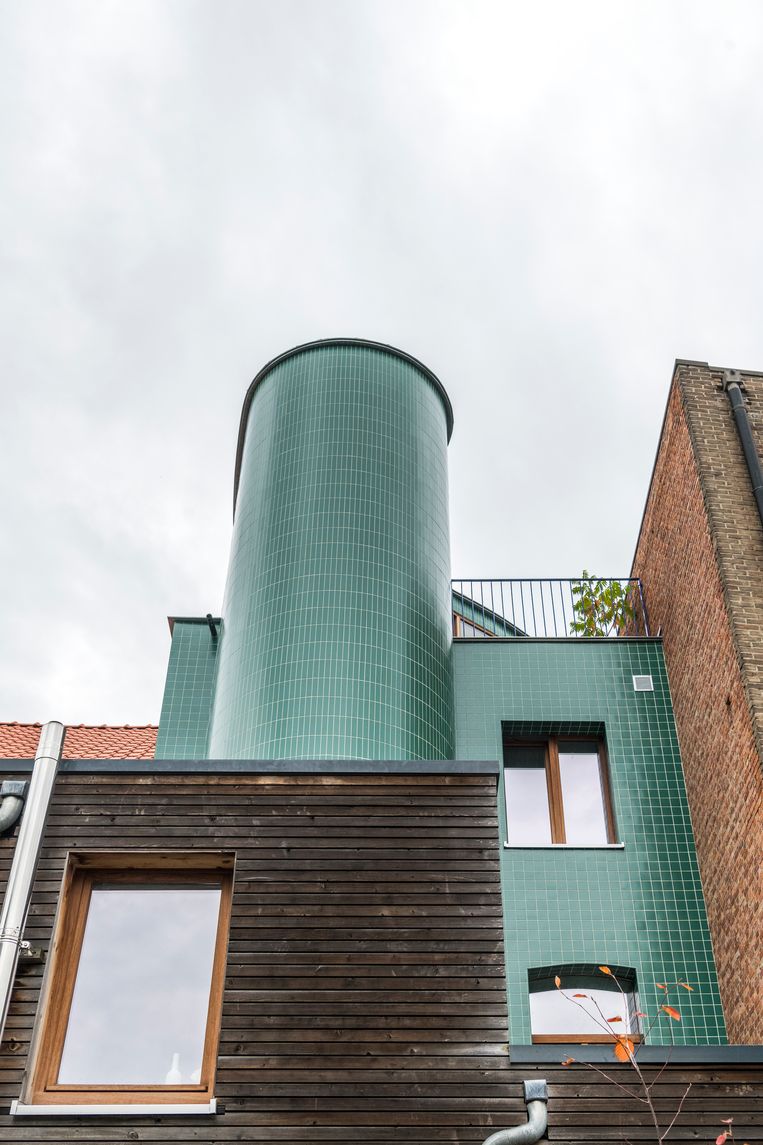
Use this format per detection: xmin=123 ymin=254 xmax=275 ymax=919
xmin=723 ymin=371 xmax=763 ymax=530
xmin=0 ymin=722 xmax=65 ymax=1042
xmin=481 ymin=1080 xmax=549 ymax=1145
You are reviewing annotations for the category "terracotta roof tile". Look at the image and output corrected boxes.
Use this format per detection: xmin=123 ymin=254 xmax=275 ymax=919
xmin=0 ymin=723 xmax=157 ymax=760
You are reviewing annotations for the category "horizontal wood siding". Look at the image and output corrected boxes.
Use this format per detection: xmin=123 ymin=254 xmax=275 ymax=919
xmin=0 ymin=772 xmax=760 ymax=1142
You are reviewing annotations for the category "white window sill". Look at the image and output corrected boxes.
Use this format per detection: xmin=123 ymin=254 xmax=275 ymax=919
xmin=10 ymin=1099 xmax=218 ymax=1117
xmin=503 ymin=842 xmax=625 ymax=850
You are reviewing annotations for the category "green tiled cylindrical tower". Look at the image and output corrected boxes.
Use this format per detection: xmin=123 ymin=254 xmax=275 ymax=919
xmin=207 ymin=339 xmax=455 ymax=760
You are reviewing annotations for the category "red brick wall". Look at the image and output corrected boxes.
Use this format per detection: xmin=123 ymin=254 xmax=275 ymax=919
xmin=633 ymin=369 xmax=763 ymax=1043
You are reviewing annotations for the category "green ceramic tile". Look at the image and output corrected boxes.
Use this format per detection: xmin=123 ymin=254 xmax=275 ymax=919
xmin=207 ymin=343 xmax=454 ymax=760
xmin=155 ymin=620 xmax=218 ymax=759
xmin=453 ymin=638 xmax=727 ymax=1045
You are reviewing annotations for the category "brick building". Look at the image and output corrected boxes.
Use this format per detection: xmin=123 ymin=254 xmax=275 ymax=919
xmin=632 ymin=360 xmax=763 ymax=1043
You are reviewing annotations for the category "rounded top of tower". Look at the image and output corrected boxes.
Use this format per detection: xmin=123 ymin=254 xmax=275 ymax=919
xmin=232 ymin=337 xmax=453 ymax=516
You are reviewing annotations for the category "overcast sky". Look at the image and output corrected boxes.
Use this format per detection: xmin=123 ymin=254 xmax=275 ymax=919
xmin=3 ymin=0 xmax=763 ymax=725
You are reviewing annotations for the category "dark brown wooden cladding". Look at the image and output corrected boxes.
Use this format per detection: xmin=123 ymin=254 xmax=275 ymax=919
xmin=0 ymin=771 xmax=761 ymax=1143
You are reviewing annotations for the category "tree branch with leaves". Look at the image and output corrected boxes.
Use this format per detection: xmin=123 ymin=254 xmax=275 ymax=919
xmin=555 ymin=966 xmax=697 ymax=1145
xmin=569 ymin=572 xmax=638 ymax=637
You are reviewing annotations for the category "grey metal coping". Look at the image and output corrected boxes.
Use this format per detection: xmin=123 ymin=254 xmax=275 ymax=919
xmin=452 ymin=636 xmax=662 ymax=644
xmin=510 ymin=1044 xmax=763 ymax=1064
xmin=167 ymin=616 xmax=221 ymax=634
xmin=673 ymin=357 xmax=763 ymax=378
xmin=0 ymin=758 xmax=499 ymax=776
xmin=233 ymin=338 xmax=454 ymax=518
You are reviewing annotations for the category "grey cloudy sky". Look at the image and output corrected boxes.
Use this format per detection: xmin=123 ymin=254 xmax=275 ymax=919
xmin=3 ymin=0 xmax=763 ymax=725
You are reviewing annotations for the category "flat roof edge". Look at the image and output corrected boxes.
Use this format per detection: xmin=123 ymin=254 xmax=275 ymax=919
xmin=168 ymin=616 xmax=222 ymax=634
xmin=453 ymin=636 xmax=663 ymax=644
xmin=0 ymin=758 xmax=499 ymax=776
xmin=510 ymin=1044 xmax=762 ymax=1064
xmin=674 ymin=357 xmax=763 ymax=378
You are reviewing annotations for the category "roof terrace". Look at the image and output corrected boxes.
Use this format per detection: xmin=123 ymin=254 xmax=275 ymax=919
xmin=452 ymin=577 xmax=650 ymax=639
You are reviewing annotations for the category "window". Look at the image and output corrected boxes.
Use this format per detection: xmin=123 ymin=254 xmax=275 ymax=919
xmin=503 ymin=736 xmax=616 ymax=845
xmin=451 ymin=595 xmax=524 ymax=638
xmin=451 ymin=618 xmax=492 ymax=636
xmin=454 ymin=615 xmax=496 ymax=638
xmin=529 ymin=967 xmax=641 ymax=1043
xmin=28 ymin=854 xmax=232 ymax=1107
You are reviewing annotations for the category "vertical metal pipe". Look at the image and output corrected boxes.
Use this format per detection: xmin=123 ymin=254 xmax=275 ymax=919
xmin=724 ymin=371 xmax=763 ymax=530
xmin=0 ymin=721 xmax=65 ymax=1042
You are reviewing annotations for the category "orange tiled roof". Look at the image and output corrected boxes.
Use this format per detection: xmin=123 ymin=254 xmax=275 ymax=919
xmin=0 ymin=723 xmax=157 ymax=760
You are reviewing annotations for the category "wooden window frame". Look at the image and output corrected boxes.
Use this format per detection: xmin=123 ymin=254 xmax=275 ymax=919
xmin=504 ymin=735 xmax=617 ymax=845
xmin=28 ymin=852 xmax=233 ymax=1107
xmin=453 ymin=613 xmax=496 ymax=638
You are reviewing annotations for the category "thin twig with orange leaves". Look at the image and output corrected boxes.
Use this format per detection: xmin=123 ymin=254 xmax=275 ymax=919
xmin=554 ymin=967 xmax=691 ymax=1145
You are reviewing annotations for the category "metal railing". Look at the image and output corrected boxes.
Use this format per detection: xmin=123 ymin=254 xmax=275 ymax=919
xmin=452 ymin=579 xmax=650 ymax=639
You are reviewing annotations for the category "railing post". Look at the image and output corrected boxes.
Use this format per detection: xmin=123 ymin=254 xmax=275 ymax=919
xmin=637 ymin=579 xmax=650 ymax=637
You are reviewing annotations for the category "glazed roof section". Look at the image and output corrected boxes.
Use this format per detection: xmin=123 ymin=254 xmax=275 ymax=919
xmin=0 ymin=723 xmax=157 ymax=760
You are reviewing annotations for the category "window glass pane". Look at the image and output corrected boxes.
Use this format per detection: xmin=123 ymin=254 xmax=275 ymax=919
xmin=459 ymin=619 xmax=495 ymax=638
xmin=58 ymin=885 xmax=221 ymax=1086
xmin=530 ymin=984 xmax=636 ymax=1036
xmin=504 ymin=767 xmax=552 ymax=845
xmin=504 ymin=745 xmax=546 ymax=769
xmin=558 ymin=744 xmax=609 ymax=844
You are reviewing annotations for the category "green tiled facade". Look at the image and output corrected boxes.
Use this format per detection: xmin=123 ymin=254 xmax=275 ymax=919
xmin=207 ymin=341 xmax=455 ymax=760
xmin=155 ymin=619 xmax=218 ymax=758
xmin=453 ymin=637 xmax=727 ymax=1044
xmin=154 ymin=338 xmax=727 ymax=1049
